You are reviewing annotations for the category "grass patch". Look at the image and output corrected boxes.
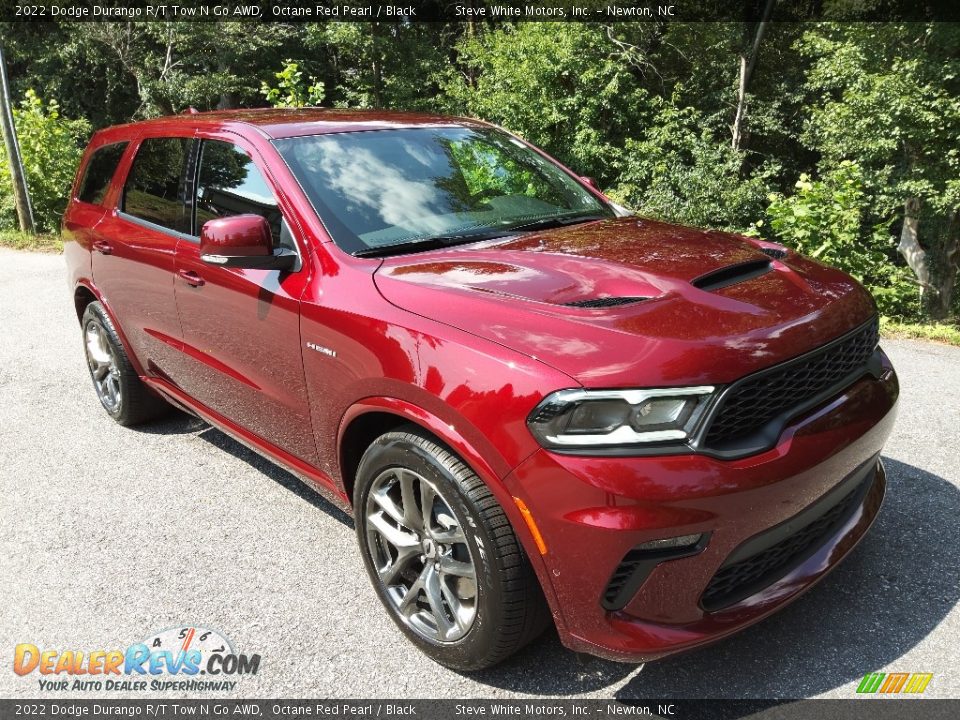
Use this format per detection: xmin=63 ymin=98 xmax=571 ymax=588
xmin=0 ymin=229 xmax=63 ymax=253
xmin=881 ymin=318 xmax=960 ymax=347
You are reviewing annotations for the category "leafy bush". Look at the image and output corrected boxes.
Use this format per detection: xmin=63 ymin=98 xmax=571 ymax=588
xmin=609 ymin=103 xmax=779 ymax=232
xmin=0 ymin=90 xmax=90 ymax=233
xmin=764 ymin=161 xmax=918 ymax=318
xmin=261 ymin=61 xmax=325 ymax=108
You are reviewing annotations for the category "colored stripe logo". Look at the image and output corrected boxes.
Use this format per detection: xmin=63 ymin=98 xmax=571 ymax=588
xmin=857 ymin=672 xmax=933 ymax=694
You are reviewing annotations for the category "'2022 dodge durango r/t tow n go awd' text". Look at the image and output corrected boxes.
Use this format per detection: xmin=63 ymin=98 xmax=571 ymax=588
xmin=64 ymin=109 xmax=898 ymax=670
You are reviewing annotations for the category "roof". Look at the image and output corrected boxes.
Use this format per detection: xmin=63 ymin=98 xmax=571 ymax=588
xmin=101 ymin=108 xmax=486 ymax=140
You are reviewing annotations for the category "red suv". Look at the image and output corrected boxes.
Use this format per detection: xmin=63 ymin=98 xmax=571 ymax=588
xmin=64 ymin=109 xmax=898 ymax=670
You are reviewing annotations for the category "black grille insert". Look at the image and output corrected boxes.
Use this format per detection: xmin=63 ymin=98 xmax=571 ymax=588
xmin=565 ymin=296 xmax=648 ymax=308
xmin=701 ymin=461 xmax=876 ymax=612
xmin=704 ymin=317 xmax=880 ymax=449
xmin=602 ymin=536 xmax=708 ymax=610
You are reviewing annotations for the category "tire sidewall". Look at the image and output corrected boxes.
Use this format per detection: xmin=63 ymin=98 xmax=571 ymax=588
xmin=354 ymin=434 xmax=509 ymax=670
xmin=82 ymin=302 xmax=127 ymax=421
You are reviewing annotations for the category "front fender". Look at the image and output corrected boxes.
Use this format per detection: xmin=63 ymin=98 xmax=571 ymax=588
xmin=337 ymin=397 xmax=567 ymax=635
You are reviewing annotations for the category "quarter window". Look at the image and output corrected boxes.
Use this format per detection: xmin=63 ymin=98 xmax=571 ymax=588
xmin=195 ymin=140 xmax=290 ymax=248
xmin=77 ymin=142 xmax=128 ymax=205
xmin=122 ymin=137 xmax=194 ymax=234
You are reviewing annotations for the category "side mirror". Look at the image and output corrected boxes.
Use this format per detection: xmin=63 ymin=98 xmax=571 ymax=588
xmin=199 ymin=215 xmax=296 ymax=271
xmin=579 ymin=176 xmax=600 ymax=190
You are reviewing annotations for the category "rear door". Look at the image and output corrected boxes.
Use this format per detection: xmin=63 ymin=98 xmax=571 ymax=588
xmin=91 ymin=135 xmax=194 ymax=379
xmin=172 ymin=135 xmax=318 ymax=465
xmin=64 ymin=141 xmax=129 ymax=291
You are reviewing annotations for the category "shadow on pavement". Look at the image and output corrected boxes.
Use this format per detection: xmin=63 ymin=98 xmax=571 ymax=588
xmin=612 ymin=457 xmax=959 ymax=700
xmin=126 ymin=410 xmax=960 ymax=699
xmin=137 ymin=410 xmax=353 ymax=528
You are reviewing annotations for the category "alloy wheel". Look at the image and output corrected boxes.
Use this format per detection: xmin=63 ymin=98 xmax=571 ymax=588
xmin=84 ymin=320 xmax=121 ymax=413
xmin=364 ymin=467 xmax=478 ymax=642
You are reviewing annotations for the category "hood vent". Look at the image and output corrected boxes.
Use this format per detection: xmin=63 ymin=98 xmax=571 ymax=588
xmin=760 ymin=246 xmax=788 ymax=260
xmin=564 ymin=296 xmax=649 ymax=309
xmin=692 ymin=259 xmax=772 ymax=292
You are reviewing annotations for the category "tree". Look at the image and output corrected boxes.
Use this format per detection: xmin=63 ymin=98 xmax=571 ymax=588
xmin=800 ymin=23 xmax=960 ymax=321
xmin=444 ymin=23 xmax=652 ymax=184
xmin=0 ymin=90 xmax=89 ymax=233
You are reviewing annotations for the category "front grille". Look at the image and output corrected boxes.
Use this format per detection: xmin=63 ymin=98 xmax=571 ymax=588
xmin=701 ymin=472 xmax=871 ymax=611
xmin=704 ymin=317 xmax=879 ymax=447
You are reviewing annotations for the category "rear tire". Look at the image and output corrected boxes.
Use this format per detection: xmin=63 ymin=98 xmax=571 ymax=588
xmin=354 ymin=428 xmax=550 ymax=670
xmin=81 ymin=301 xmax=169 ymax=426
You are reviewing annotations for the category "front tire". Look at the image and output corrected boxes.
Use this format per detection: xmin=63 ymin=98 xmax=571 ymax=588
xmin=354 ymin=428 xmax=550 ymax=670
xmin=81 ymin=301 xmax=169 ymax=426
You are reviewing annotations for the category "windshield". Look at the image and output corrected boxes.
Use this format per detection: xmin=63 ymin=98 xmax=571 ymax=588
xmin=272 ymin=127 xmax=612 ymax=255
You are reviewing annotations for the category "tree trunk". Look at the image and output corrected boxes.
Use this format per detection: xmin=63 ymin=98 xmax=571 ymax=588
xmin=927 ymin=211 xmax=960 ymax=321
xmin=731 ymin=0 xmax=776 ymax=151
xmin=0 ymin=44 xmax=35 ymax=234
xmin=898 ymin=198 xmax=960 ymax=322
xmin=898 ymin=197 xmax=928 ymax=287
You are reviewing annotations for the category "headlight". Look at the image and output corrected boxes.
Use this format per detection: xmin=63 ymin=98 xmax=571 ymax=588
xmin=527 ymin=387 xmax=715 ymax=449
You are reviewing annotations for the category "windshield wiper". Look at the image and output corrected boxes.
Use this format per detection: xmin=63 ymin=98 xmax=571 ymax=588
xmin=353 ymin=228 xmax=516 ymax=258
xmin=506 ymin=214 xmax=608 ymax=233
xmin=353 ymin=214 xmax=609 ymax=258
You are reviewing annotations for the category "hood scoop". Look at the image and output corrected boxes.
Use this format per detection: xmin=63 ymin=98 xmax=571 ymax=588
xmin=691 ymin=259 xmax=772 ymax=292
xmin=760 ymin=246 xmax=788 ymax=260
xmin=564 ymin=296 xmax=650 ymax=309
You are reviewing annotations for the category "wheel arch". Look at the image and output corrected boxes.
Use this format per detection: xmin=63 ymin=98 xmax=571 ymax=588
xmin=74 ymin=284 xmax=98 ymax=324
xmin=73 ymin=281 xmax=147 ymax=377
xmin=337 ymin=399 xmax=509 ymax=508
xmin=337 ymin=399 xmax=538 ymax=557
xmin=337 ymin=398 xmax=563 ymax=631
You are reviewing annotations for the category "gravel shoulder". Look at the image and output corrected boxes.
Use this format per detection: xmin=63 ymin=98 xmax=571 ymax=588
xmin=1 ymin=248 xmax=957 ymax=699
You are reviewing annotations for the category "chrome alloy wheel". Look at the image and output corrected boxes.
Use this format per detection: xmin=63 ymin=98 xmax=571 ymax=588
xmin=84 ymin=320 xmax=121 ymax=413
xmin=365 ymin=467 xmax=478 ymax=642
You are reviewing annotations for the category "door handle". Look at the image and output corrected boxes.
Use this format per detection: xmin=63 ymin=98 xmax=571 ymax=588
xmin=178 ymin=269 xmax=205 ymax=287
xmin=92 ymin=240 xmax=112 ymax=255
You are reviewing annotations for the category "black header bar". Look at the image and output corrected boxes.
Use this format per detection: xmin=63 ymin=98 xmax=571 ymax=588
xmin=3 ymin=0 xmax=959 ymax=23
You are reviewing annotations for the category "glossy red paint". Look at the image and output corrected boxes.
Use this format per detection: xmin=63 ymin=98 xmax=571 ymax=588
xmin=199 ymin=215 xmax=272 ymax=257
xmin=64 ymin=109 xmax=899 ymax=662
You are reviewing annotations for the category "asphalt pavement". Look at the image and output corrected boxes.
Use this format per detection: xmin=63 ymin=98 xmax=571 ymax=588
xmin=1 ymin=248 xmax=957 ymax=699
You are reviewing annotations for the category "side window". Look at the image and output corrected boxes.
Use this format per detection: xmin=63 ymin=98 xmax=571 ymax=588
xmin=195 ymin=140 xmax=292 ymax=249
xmin=77 ymin=142 xmax=128 ymax=205
xmin=123 ymin=137 xmax=193 ymax=234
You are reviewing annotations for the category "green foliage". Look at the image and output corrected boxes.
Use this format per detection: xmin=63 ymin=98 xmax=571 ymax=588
xmin=261 ymin=60 xmax=325 ymax=108
xmin=798 ymin=23 xmax=960 ymax=319
xmin=610 ymin=103 xmax=778 ymax=232
xmin=0 ymin=90 xmax=90 ymax=233
xmin=880 ymin=318 xmax=960 ymax=347
xmin=0 ymin=228 xmax=63 ymax=252
xmin=444 ymin=24 xmax=650 ymax=184
xmin=2 ymin=20 xmax=957 ymax=321
xmin=764 ymin=161 xmax=917 ymax=317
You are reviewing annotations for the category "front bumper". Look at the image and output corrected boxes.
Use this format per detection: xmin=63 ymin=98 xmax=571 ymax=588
xmin=505 ymin=353 xmax=898 ymax=662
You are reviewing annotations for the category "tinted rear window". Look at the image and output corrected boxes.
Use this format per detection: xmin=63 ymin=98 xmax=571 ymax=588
xmin=77 ymin=142 xmax=128 ymax=205
xmin=122 ymin=137 xmax=194 ymax=234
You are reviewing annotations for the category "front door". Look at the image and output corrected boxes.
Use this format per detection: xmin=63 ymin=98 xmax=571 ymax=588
xmin=172 ymin=137 xmax=318 ymax=465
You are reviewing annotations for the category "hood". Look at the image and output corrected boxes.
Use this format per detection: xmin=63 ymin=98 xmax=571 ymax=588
xmin=373 ymin=217 xmax=877 ymax=387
